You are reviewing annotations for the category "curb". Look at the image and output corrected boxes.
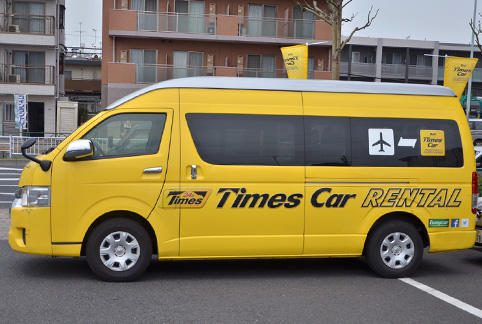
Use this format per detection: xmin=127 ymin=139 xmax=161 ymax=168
xmin=0 ymin=159 xmax=29 ymax=168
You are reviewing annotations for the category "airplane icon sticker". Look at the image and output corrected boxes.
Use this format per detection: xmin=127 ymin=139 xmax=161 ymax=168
xmin=368 ymin=129 xmax=395 ymax=155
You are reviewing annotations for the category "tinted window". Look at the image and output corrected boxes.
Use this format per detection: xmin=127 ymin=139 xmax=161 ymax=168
xmin=305 ymin=116 xmax=463 ymax=168
xmin=351 ymin=118 xmax=463 ymax=167
xmin=305 ymin=116 xmax=351 ymax=166
xmin=186 ymin=114 xmax=304 ymax=166
xmin=83 ymin=113 xmax=166 ymax=158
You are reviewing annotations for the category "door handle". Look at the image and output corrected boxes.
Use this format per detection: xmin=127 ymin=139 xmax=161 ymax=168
xmin=143 ymin=167 xmax=163 ymax=174
xmin=191 ymin=165 xmax=197 ymax=180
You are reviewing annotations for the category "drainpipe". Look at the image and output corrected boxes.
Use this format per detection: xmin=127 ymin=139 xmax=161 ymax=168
xmin=113 ymin=36 xmax=116 ymax=63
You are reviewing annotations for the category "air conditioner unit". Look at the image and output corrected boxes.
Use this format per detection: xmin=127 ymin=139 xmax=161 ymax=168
xmin=8 ymin=24 xmax=20 ymax=33
xmin=206 ymin=26 xmax=215 ymax=34
xmin=8 ymin=74 xmax=20 ymax=83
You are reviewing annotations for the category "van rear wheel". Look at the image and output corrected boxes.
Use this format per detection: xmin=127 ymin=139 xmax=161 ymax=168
xmin=365 ymin=220 xmax=423 ymax=278
xmin=475 ymin=139 xmax=482 ymax=146
xmin=86 ymin=218 xmax=152 ymax=282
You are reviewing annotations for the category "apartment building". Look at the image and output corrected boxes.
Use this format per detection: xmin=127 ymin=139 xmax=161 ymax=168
xmin=340 ymin=37 xmax=482 ymax=94
xmin=102 ymin=0 xmax=333 ymax=107
xmin=0 ymin=0 xmax=65 ymax=136
xmin=65 ymin=56 xmax=101 ymax=121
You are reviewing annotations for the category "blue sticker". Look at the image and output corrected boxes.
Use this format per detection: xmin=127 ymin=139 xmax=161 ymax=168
xmin=451 ymin=219 xmax=460 ymax=228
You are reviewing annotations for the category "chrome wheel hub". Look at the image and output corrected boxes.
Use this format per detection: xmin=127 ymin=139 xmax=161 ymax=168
xmin=380 ymin=232 xmax=414 ymax=269
xmin=99 ymin=231 xmax=140 ymax=272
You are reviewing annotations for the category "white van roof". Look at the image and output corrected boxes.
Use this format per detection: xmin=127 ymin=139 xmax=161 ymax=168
xmin=106 ymin=77 xmax=456 ymax=110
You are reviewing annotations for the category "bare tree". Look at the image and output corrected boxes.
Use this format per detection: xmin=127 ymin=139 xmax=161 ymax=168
xmin=294 ymin=0 xmax=378 ymax=80
xmin=470 ymin=14 xmax=482 ymax=53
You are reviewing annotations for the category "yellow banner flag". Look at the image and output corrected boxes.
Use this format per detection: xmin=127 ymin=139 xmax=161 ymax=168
xmin=444 ymin=57 xmax=478 ymax=99
xmin=281 ymin=45 xmax=308 ymax=79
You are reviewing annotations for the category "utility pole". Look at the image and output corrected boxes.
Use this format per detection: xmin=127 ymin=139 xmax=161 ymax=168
xmin=467 ymin=0 xmax=478 ymax=120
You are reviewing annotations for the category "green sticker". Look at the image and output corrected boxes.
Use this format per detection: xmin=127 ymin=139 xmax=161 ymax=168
xmin=429 ymin=219 xmax=449 ymax=228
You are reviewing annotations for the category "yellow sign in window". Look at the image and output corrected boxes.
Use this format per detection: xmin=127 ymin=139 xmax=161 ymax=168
xmin=420 ymin=130 xmax=445 ymax=156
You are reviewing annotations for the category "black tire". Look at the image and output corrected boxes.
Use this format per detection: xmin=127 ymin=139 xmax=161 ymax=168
xmin=86 ymin=218 xmax=152 ymax=282
xmin=475 ymin=139 xmax=482 ymax=146
xmin=365 ymin=220 xmax=423 ymax=278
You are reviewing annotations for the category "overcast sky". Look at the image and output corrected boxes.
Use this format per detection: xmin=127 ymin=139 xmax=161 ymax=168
xmin=65 ymin=0 xmax=102 ymax=48
xmin=65 ymin=0 xmax=480 ymax=48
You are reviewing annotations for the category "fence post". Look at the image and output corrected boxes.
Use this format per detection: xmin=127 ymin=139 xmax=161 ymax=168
xmin=8 ymin=135 xmax=12 ymax=158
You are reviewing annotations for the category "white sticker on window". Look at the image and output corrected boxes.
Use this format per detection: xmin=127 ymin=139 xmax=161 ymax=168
xmin=368 ymin=129 xmax=394 ymax=155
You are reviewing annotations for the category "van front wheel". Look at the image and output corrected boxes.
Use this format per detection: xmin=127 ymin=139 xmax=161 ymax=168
xmin=365 ymin=221 xmax=423 ymax=278
xmin=86 ymin=218 xmax=152 ymax=282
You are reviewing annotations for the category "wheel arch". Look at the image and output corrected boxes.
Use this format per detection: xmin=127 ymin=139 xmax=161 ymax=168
xmin=363 ymin=211 xmax=429 ymax=255
xmin=80 ymin=210 xmax=158 ymax=256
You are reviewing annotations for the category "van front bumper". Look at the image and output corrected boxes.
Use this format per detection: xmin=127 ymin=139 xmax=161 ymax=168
xmin=8 ymin=207 xmax=53 ymax=256
xmin=429 ymin=230 xmax=476 ymax=252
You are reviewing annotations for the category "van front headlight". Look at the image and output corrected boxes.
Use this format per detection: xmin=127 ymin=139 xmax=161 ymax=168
xmin=19 ymin=186 xmax=51 ymax=207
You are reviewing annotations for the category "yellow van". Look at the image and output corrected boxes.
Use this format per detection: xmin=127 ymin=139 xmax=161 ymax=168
xmin=9 ymin=77 xmax=477 ymax=281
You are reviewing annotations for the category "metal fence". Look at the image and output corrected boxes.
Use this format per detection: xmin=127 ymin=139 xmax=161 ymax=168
xmin=0 ymin=136 xmax=67 ymax=158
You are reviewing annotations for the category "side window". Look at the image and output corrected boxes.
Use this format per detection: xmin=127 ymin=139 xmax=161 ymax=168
xmin=186 ymin=113 xmax=304 ymax=166
xmin=305 ymin=116 xmax=351 ymax=166
xmin=351 ymin=118 xmax=463 ymax=167
xmin=83 ymin=113 xmax=166 ymax=158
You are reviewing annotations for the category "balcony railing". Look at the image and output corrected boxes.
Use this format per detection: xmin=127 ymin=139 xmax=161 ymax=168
xmin=1 ymin=13 xmax=55 ymax=35
xmin=138 ymin=11 xmax=217 ymax=34
xmin=0 ymin=64 xmax=54 ymax=84
xmin=382 ymin=64 xmax=432 ymax=80
xmin=135 ymin=64 xmax=214 ymax=83
xmin=340 ymin=62 xmax=377 ymax=77
xmin=135 ymin=11 xmax=315 ymax=39
xmin=438 ymin=66 xmax=482 ymax=83
xmin=239 ymin=16 xmax=315 ymax=39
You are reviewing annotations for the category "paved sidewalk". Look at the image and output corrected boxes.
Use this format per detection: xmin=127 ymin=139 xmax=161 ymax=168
xmin=0 ymin=209 xmax=9 ymax=240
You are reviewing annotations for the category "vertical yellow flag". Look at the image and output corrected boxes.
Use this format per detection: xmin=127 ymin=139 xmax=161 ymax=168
xmin=281 ymin=45 xmax=308 ymax=79
xmin=444 ymin=57 xmax=478 ymax=99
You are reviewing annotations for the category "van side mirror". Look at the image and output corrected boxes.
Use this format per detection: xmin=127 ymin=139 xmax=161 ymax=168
xmin=21 ymin=138 xmax=52 ymax=171
xmin=64 ymin=139 xmax=94 ymax=161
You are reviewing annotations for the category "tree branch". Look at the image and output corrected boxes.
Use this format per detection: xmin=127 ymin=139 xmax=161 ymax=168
xmin=339 ymin=6 xmax=379 ymax=53
xmin=470 ymin=19 xmax=482 ymax=53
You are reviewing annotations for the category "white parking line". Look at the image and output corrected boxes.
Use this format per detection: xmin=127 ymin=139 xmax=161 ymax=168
xmin=400 ymin=278 xmax=482 ymax=319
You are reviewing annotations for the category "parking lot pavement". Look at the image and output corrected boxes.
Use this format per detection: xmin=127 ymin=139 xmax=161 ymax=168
xmin=0 ymin=209 xmax=9 ymax=240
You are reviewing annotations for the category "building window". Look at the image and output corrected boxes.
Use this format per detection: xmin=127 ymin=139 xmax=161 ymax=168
xmin=59 ymin=5 xmax=65 ymax=29
xmin=13 ymin=2 xmax=46 ymax=34
xmin=12 ymin=51 xmax=45 ymax=84
xmin=308 ymin=57 xmax=315 ymax=79
xmin=173 ymin=51 xmax=204 ymax=78
xmin=293 ymin=7 xmax=315 ymax=39
xmin=5 ymin=103 xmax=15 ymax=122
xmin=130 ymin=49 xmax=157 ymax=83
xmin=133 ymin=0 xmax=158 ymax=30
xmin=352 ymin=52 xmax=360 ymax=63
xmin=65 ymin=71 xmax=72 ymax=80
xmin=175 ymin=1 xmax=206 ymax=33
xmin=246 ymin=54 xmax=276 ymax=78
xmin=132 ymin=0 xmax=157 ymax=11
xmin=247 ymin=4 xmax=277 ymax=37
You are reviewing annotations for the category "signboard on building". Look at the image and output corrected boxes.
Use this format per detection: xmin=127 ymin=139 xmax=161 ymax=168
xmin=14 ymin=94 xmax=28 ymax=129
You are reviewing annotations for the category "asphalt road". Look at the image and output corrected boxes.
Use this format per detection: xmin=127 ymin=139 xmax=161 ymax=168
xmin=2 ymin=240 xmax=482 ymax=324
